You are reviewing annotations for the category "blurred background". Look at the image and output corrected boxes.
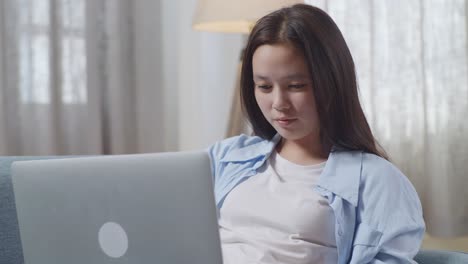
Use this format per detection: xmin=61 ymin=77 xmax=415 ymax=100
xmin=0 ymin=0 xmax=466 ymax=251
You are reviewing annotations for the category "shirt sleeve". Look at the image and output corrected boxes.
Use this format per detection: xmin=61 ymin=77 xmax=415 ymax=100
xmin=367 ymin=219 xmax=425 ymax=263
xmin=351 ymin=155 xmax=426 ymax=263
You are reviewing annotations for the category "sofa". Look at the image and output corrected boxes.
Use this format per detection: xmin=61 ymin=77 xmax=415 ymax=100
xmin=1 ymin=156 xmax=467 ymax=263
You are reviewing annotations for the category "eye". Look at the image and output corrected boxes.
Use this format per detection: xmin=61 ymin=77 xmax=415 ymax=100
xmin=256 ymin=84 xmax=272 ymax=90
xmin=288 ymin=84 xmax=307 ymax=89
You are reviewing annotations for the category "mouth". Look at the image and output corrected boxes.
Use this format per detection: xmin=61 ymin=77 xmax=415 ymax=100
xmin=274 ymin=118 xmax=297 ymax=126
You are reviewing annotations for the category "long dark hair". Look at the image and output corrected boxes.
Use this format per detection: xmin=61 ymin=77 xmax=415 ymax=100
xmin=240 ymin=4 xmax=387 ymax=159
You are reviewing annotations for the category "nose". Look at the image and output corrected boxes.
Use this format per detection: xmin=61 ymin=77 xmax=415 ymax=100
xmin=272 ymin=88 xmax=290 ymax=111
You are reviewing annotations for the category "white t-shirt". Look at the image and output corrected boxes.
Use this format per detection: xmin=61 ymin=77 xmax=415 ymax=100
xmin=219 ymin=151 xmax=338 ymax=264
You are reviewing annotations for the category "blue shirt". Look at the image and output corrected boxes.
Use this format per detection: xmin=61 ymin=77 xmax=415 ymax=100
xmin=208 ymin=134 xmax=425 ymax=264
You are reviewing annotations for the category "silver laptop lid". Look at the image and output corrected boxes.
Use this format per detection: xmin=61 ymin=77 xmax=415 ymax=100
xmin=12 ymin=151 xmax=222 ymax=264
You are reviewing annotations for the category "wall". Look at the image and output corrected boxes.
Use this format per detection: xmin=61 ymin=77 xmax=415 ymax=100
xmin=161 ymin=0 xmax=245 ymax=151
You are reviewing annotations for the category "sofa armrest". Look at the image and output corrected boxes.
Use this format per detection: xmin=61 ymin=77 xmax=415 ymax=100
xmin=0 ymin=156 xmax=81 ymax=264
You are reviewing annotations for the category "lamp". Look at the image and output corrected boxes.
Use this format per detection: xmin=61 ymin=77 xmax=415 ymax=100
xmin=193 ymin=0 xmax=304 ymax=33
xmin=193 ymin=0 xmax=305 ymax=137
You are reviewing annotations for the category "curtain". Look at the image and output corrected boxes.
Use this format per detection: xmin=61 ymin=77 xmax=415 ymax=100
xmin=0 ymin=0 xmax=167 ymax=155
xmin=0 ymin=0 xmax=244 ymax=154
xmin=309 ymin=0 xmax=468 ymax=237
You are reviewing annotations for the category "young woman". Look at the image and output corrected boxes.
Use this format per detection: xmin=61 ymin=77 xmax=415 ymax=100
xmin=208 ymin=4 xmax=425 ymax=264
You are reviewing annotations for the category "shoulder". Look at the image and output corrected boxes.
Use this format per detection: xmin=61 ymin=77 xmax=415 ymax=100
xmin=361 ymin=153 xmax=403 ymax=181
xmin=359 ymin=152 xmax=423 ymax=224
xmin=360 ymin=153 xmax=414 ymax=195
xmin=208 ymin=134 xmax=275 ymax=162
xmin=207 ymin=134 xmax=266 ymax=160
xmin=209 ymin=134 xmax=266 ymax=150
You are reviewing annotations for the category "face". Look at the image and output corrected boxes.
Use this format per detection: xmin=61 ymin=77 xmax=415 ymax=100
xmin=252 ymin=43 xmax=320 ymax=142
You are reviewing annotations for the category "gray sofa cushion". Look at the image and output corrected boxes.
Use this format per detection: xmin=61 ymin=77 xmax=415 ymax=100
xmin=0 ymin=156 xmax=72 ymax=264
xmin=414 ymin=249 xmax=468 ymax=264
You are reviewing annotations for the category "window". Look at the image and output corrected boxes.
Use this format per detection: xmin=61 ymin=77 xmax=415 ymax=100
xmin=18 ymin=0 xmax=87 ymax=104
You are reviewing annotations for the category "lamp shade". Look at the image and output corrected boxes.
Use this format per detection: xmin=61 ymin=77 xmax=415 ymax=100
xmin=193 ymin=0 xmax=305 ymax=34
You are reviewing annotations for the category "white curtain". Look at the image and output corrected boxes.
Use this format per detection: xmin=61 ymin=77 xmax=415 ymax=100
xmin=305 ymin=0 xmax=468 ymax=237
xmin=0 ymin=0 xmax=243 ymax=155
xmin=0 ymin=0 xmax=170 ymax=155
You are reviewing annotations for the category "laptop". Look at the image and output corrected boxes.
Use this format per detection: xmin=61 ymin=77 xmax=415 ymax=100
xmin=11 ymin=151 xmax=223 ymax=264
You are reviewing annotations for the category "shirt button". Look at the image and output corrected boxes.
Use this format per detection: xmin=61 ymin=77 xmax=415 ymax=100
xmin=338 ymin=229 xmax=343 ymax=236
xmin=336 ymin=222 xmax=343 ymax=236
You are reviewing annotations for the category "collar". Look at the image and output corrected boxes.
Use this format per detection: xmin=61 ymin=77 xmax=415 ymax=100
xmin=220 ymin=133 xmax=361 ymax=207
xmin=317 ymin=150 xmax=361 ymax=207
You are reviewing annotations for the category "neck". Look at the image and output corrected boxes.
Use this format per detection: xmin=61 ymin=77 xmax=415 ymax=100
xmin=276 ymin=136 xmax=328 ymax=166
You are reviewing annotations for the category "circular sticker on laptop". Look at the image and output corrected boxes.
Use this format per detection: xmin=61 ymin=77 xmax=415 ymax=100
xmin=98 ymin=222 xmax=128 ymax=258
